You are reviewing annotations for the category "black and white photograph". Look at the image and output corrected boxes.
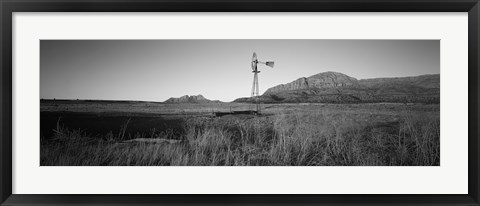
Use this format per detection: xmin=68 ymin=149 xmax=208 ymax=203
xmin=40 ymin=39 xmax=440 ymax=166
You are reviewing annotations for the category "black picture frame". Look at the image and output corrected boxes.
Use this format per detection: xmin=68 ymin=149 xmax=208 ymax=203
xmin=1 ymin=0 xmax=479 ymax=205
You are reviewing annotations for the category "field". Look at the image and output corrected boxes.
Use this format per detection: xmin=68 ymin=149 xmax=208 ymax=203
xmin=40 ymin=100 xmax=440 ymax=166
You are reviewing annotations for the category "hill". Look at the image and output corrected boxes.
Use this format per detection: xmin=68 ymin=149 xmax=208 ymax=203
xmin=234 ymin=71 xmax=439 ymax=104
xmin=164 ymin=95 xmax=221 ymax=104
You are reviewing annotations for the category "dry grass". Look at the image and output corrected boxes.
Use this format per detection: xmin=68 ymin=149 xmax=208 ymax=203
xmin=40 ymin=105 xmax=439 ymax=166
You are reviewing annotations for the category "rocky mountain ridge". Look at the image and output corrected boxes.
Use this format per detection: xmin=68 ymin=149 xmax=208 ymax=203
xmin=264 ymin=71 xmax=361 ymax=94
xmin=164 ymin=95 xmax=220 ymax=104
xmin=235 ymin=71 xmax=439 ymax=104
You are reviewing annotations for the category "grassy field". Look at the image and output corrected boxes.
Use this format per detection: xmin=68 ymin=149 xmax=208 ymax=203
xmin=40 ymin=101 xmax=440 ymax=166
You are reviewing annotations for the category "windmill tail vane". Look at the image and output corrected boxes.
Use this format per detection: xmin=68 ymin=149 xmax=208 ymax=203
xmin=265 ymin=61 xmax=274 ymax=67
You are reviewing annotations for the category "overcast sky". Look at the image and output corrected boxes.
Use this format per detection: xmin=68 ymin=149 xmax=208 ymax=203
xmin=40 ymin=40 xmax=439 ymax=102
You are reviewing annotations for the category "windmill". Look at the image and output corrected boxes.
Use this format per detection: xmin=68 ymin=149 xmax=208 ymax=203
xmin=251 ymin=52 xmax=274 ymax=114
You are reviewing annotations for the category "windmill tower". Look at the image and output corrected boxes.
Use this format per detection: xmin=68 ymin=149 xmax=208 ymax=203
xmin=251 ymin=52 xmax=274 ymax=114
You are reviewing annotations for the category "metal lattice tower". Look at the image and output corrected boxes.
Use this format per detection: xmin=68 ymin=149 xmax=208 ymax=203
xmin=251 ymin=64 xmax=260 ymax=98
xmin=250 ymin=52 xmax=274 ymax=113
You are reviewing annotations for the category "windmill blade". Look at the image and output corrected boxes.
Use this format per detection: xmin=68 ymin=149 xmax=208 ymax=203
xmin=265 ymin=61 xmax=275 ymax=68
xmin=251 ymin=52 xmax=258 ymax=71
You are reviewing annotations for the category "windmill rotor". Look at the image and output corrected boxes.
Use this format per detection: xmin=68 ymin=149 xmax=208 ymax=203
xmin=251 ymin=52 xmax=258 ymax=72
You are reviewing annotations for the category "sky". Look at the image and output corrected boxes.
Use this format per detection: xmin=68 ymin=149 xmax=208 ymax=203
xmin=40 ymin=40 xmax=439 ymax=102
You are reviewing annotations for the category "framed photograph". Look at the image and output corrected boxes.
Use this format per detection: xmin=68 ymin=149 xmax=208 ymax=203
xmin=1 ymin=0 xmax=479 ymax=205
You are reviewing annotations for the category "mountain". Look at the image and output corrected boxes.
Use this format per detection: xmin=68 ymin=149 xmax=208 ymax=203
xmin=164 ymin=95 xmax=221 ymax=104
xmin=234 ymin=71 xmax=439 ymax=104
xmin=264 ymin=72 xmax=360 ymax=94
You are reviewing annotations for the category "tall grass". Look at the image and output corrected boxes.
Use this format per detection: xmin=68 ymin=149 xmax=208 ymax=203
xmin=41 ymin=110 xmax=439 ymax=166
